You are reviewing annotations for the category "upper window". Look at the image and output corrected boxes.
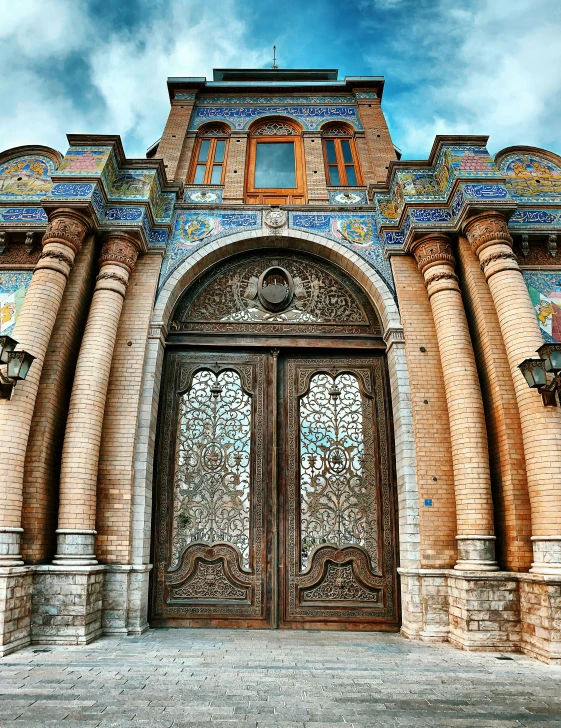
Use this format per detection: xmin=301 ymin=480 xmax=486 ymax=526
xmin=322 ymin=124 xmax=361 ymax=187
xmin=190 ymin=124 xmax=230 ymax=185
xmin=245 ymin=119 xmax=306 ymax=205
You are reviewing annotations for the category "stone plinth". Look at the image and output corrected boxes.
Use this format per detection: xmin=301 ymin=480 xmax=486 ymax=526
xmin=519 ymin=574 xmax=561 ymax=663
xmin=0 ymin=567 xmax=33 ymax=656
xmin=31 ymin=565 xmax=105 ymax=645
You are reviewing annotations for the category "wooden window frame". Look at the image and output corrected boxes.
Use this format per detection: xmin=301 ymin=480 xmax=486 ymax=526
xmin=189 ymin=133 xmax=229 ymax=185
xmin=245 ymin=123 xmax=307 ymax=204
xmin=322 ymin=135 xmax=362 ymax=187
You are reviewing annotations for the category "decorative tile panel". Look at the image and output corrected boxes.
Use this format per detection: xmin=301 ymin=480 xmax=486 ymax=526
xmin=49 ymin=183 xmax=94 ymax=197
xmin=354 ymin=91 xmax=378 ymax=99
xmin=190 ymin=105 xmax=362 ymax=131
xmin=523 ymin=271 xmax=561 ymax=342
xmin=0 ymin=207 xmax=48 ymax=224
xmin=510 ymin=209 xmax=561 ymax=227
xmin=57 ymin=147 xmax=112 ymax=175
xmin=0 ymin=155 xmax=55 ymax=201
xmin=196 ymin=95 xmax=355 ymax=105
xmin=159 ymin=210 xmax=261 ymax=290
xmin=184 ymin=188 xmax=224 ymax=204
xmin=0 ymin=271 xmax=33 ymax=336
xmin=499 ymin=153 xmax=561 ymax=202
xmin=289 ymin=212 xmax=394 ymax=295
xmin=329 ymin=189 xmax=368 ymax=205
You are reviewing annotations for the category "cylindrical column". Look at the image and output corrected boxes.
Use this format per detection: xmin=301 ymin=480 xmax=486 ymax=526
xmin=412 ymin=233 xmax=498 ymax=571
xmin=0 ymin=209 xmax=90 ymax=566
xmin=464 ymin=211 xmax=561 ymax=575
xmin=54 ymin=232 xmax=141 ymax=566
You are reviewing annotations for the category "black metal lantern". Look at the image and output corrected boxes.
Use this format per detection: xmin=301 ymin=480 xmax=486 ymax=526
xmin=538 ymin=343 xmax=561 ymax=373
xmin=6 ymin=350 xmax=35 ymax=381
xmin=0 ymin=335 xmax=17 ymax=364
xmin=518 ymin=358 xmax=547 ymax=388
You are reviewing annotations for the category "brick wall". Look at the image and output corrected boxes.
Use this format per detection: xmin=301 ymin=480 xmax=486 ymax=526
xmin=21 ymin=235 xmax=97 ymax=563
xmin=223 ymin=133 xmax=248 ymax=203
xmin=355 ymin=96 xmax=397 ymax=183
xmin=157 ymin=100 xmax=196 ymax=181
xmin=456 ymin=236 xmax=532 ymax=571
xmin=303 ymin=133 xmax=328 ymax=204
xmin=391 ymin=255 xmax=457 ymax=567
xmin=96 ymin=253 xmax=163 ymax=564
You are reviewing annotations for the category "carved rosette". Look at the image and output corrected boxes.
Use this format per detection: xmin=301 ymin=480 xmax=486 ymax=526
xmin=463 ymin=212 xmax=518 ymax=281
xmin=42 ymin=208 xmax=91 ymax=255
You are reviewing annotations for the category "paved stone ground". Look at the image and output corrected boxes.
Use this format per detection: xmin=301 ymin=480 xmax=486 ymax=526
xmin=1 ymin=629 xmax=561 ymax=727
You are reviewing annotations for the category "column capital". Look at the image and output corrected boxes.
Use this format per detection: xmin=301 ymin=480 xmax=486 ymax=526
xmin=411 ymin=233 xmax=455 ymax=276
xmin=42 ymin=208 xmax=91 ymax=255
xmin=463 ymin=210 xmax=513 ymax=256
xmin=99 ymin=232 xmax=141 ymax=276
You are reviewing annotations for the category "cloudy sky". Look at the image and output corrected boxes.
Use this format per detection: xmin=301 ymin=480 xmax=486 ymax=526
xmin=1 ymin=0 xmax=559 ymax=161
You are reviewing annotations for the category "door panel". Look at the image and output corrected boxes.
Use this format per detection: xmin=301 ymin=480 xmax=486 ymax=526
xmin=279 ymin=356 xmax=399 ymax=630
xmin=152 ymin=351 xmax=272 ymax=627
xmin=152 ymin=349 xmax=398 ymax=631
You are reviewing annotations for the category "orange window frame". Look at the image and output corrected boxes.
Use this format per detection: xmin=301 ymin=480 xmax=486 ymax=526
xmin=189 ymin=135 xmax=229 ymax=185
xmin=322 ymin=136 xmax=362 ymax=187
xmin=245 ymin=133 xmax=307 ymax=204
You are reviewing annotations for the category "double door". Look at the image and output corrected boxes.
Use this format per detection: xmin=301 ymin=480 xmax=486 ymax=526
xmin=151 ymin=349 xmax=399 ymax=630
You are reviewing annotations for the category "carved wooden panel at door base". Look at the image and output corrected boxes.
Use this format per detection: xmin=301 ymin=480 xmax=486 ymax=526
xmin=152 ymin=352 xmax=271 ymax=626
xmin=281 ymin=356 xmax=398 ymax=628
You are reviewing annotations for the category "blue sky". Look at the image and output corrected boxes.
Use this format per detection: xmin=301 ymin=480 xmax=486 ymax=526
xmin=2 ymin=0 xmax=560 ymax=162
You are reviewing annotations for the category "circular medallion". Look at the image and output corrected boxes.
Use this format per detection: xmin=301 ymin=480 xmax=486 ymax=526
xmin=202 ymin=443 xmax=224 ymax=471
xmin=327 ymin=445 xmax=348 ymax=473
xmin=339 ymin=218 xmax=374 ymax=246
xmin=264 ymin=208 xmax=287 ymax=229
xmin=258 ymin=266 xmax=294 ymax=312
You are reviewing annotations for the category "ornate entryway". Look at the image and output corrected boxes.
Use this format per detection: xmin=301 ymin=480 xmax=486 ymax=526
xmin=151 ymin=252 xmax=399 ymax=630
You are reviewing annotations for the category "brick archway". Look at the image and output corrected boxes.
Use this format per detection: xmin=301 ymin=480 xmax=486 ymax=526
xmin=132 ymin=231 xmax=420 ymax=626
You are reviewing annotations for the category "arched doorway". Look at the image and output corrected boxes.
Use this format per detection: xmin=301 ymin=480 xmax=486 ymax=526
xmin=150 ymin=250 xmax=401 ymax=630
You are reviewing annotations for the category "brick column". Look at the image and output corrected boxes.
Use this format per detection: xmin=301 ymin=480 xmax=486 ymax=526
xmin=412 ymin=233 xmax=498 ymax=571
xmin=54 ymin=232 xmax=141 ymax=566
xmin=464 ymin=211 xmax=561 ymax=575
xmin=0 ymin=209 xmax=90 ymax=566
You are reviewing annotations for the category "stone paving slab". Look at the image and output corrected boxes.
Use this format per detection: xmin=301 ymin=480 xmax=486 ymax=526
xmin=0 ymin=629 xmax=560 ymax=726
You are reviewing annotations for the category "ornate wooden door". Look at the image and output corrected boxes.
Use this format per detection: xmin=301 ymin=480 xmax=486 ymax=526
xmin=152 ymin=251 xmax=398 ymax=630
xmin=279 ymin=355 xmax=399 ymax=630
xmin=152 ymin=351 xmax=273 ymax=627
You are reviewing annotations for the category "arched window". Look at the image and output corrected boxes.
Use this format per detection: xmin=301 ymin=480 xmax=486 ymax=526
xmin=322 ymin=123 xmax=362 ymax=187
xmin=246 ymin=118 xmax=306 ymax=204
xmin=190 ymin=124 xmax=230 ymax=185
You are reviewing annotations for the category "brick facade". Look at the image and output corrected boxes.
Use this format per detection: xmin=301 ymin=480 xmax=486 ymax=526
xmin=1 ymin=67 xmax=561 ymax=663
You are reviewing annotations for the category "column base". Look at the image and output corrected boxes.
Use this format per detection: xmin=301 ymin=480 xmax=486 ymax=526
xmin=529 ymin=537 xmax=561 ymax=575
xmin=0 ymin=528 xmax=24 ymax=567
xmin=447 ymin=572 xmax=520 ymax=652
xmin=31 ymin=565 xmax=105 ymax=645
xmin=454 ymin=535 xmax=499 ymax=572
xmin=0 ymin=565 xmax=32 ymax=656
xmin=52 ymin=529 xmax=98 ymax=566
xmin=519 ymin=573 xmax=561 ymax=663
xmin=102 ymin=564 xmax=152 ymax=635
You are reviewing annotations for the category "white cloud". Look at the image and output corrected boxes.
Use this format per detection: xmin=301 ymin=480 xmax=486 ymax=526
xmin=0 ymin=0 xmax=267 ymax=159
xmin=365 ymin=0 xmax=561 ymax=158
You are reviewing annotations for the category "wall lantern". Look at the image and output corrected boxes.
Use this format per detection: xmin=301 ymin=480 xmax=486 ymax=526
xmin=519 ymin=343 xmax=561 ymax=406
xmin=0 ymin=335 xmax=35 ymax=400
